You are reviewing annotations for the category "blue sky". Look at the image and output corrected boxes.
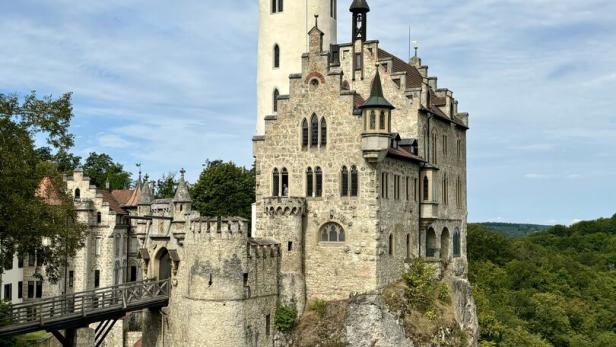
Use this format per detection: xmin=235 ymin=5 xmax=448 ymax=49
xmin=1 ymin=0 xmax=615 ymax=225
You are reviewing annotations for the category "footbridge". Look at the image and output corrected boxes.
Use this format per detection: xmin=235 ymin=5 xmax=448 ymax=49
xmin=0 ymin=279 xmax=169 ymax=347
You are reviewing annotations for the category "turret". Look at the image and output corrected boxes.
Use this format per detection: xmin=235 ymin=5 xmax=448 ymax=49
xmin=137 ymin=177 xmax=153 ymax=217
xmin=360 ymin=67 xmax=395 ymax=163
xmin=173 ymin=168 xmax=191 ymax=221
xmin=350 ymin=0 xmax=370 ymax=42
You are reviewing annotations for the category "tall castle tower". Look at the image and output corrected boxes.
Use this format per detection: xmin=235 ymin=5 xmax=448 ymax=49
xmin=256 ymin=0 xmax=338 ymax=135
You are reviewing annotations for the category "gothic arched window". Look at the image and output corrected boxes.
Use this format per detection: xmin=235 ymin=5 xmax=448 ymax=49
xmin=272 ymin=168 xmax=280 ymax=197
xmin=310 ymin=114 xmax=319 ymax=146
xmin=350 ymin=166 xmax=358 ymax=196
xmin=341 ymin=166 xmax=349 ymax=196
xmin=453 ymin=228 xmax=461 ymax=257
xmin=281 ymin=168 xmax=289 ymax=197
xmin=320 ymin=117 xmax=327 ymax=146
xmin=273 ymin=89 xmax=280 ymax=113
xmin=315 ymin=167 xmax=322 ymax=197
xmin=74 ymin=188 xmax=80 ymax=199
xmin=301 ymin=118 xmax=308 ymax=147
xmin=273 ymin=44 xmax=280 ymax=68
xmin=319 ymin=223 xmax=345 ymax=242
xmin=423 ymin=176 xmax=429 ymax=201
xmin=306 ymin=167 xmax=314 ymax=197
xmin=369 ymin=111 xmax=376 ymax=129
xmin=379 ymin=111 xmax=386 ymax=130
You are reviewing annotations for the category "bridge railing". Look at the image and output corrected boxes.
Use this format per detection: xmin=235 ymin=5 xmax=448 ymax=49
xmin=5 ymin=279 xmax=169 ymax=327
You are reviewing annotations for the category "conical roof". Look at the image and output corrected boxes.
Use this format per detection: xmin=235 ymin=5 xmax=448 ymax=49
xmin=350 ymin=0 xmax=370 ymax=12
xmin=173 ymin=169 xmax=191 ymax=203
xmin=360 ymin=69 xmax=395 ymax=110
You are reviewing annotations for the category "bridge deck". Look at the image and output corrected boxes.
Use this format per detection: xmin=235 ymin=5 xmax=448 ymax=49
xmin=0 ymin=279 xmax=169 ymax=338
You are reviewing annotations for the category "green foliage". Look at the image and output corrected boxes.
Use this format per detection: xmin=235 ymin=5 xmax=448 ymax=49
xmin=402 ymin=258 xmax=437 ymax=311
xmin=308 ymin=299 xmax=328 ymax=317
xmin=275 ymin=304 xmax=298 ymax=333
xmin=35 ymin=147 xmax=81 ymax=173
xmin=154 ymin=172 xmax=177 ymax=199
xmin=82 ymin=152 xmax=132 ymax=190
xmin=469 ymin=217 xmax=616 ymax=346
xmin=438 ymin=283 xmax=449 ymax=303
xmin=190 ymin=160 xmax=255 ymax=220
xmin=0 ymin=92 xmax=87 ymax=280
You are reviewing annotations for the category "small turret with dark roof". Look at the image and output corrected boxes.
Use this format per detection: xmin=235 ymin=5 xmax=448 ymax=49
xmin=350 ymin=0 xmax=370 ymax=42
xmin=350 ymin=0 xmax=370 ymax=12
xmin=361 ymin=68 xmax=395 ymax=110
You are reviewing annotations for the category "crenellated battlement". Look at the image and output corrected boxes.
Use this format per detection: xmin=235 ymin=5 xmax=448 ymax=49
xmin=263 ymin=197 xmax=306 ymax=216
xmin=189 ymin=216 xmax=250 ymax=235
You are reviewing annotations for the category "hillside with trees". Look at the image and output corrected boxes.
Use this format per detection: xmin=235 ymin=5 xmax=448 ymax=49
xmin=468 ymin=217 xmax=616 ymax=346
xmin=475 ymin=223 xmax=551 ymax=238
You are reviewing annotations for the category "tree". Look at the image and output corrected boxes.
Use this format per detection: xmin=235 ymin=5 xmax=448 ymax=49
xmin=154 ymin=172 xmax=178 ymax=199
xmin=0 ymin=92 xmax=87 ymax=280
xmin=35 ymin=146 xmax=81 ymax=173
xmin=191 ymin=160 xmax=255 ymax=220
xmin=82 ymin=152 xmax=132 ymax=190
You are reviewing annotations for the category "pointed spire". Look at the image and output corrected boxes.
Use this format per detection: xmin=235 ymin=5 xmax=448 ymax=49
xmin=173 ymin=168 xmax=191 ymax=203
xmin=360 ymin=66 xmax=395 ymax=110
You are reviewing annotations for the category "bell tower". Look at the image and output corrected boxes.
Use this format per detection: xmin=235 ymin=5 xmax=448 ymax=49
xmin=350 ymin=0 xmax=370 ymax=80
xmin=256 ymin=0 xmax=338 ymax=135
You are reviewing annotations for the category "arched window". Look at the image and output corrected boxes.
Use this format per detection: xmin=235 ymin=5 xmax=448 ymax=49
xmin=272 ymin=168 xmax=280 ymax=196
xmin=273 ymin=44 xmax=280 ymax=68
xmin=369 ymin=111 xmax=376 ymax=129
xmin=442 ymin=173 xmax=448 ymax=205
xmin=306 ymin=167 xmax=314 ymax=197
xmin=310 ymin=114 xmax=319 ymax=146
xmin=330 ymin=0 xmax=337 ymax=19
xmin=96 ymin=212 xmax=102 ymax=224
xmin=272 ymin=0 xmax=283 ymax=13
xmin=281 ymin=168 xmax=289 ymax=197
xmin=441 ymin=228 xmax=450 ymax=260
xmin=320 ymin=117 xmax=327 ymax=146
xmin=388 ymin=234 xmax=394 ymax=255
xmin=74 ymin=188 xmax=80 ymax=199
xmin=273 ymin=89 xmax=280 ymax=113
xmin=319 ymin=223 xmax=345 ymax=242
xmin=423 ymin=176 xmax=429 ymax=201
xmin=301 ymin=118 xmax=309 ymax=146
xmin=315 ymin=167 xmax=322 ymax=197
xmin=453 ymin=228 xmax=461 ymax=257
xmin=341 ymin=166 xmax=349 ymax=196
xmin=432 ymin=132 xmax=438 ymax=164
xmin=379 ymin=111 xmax=386 ymax=130
xmin=426 ymin=228 xmax=436 ymax=257
xmin=350 ymin=166 xmax=358 ymax=196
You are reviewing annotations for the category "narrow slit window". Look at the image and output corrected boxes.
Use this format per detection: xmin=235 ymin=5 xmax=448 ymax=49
xmin=310 ymin=114 xmax=319 ymax=146
xmin=272 ymin=168 xmax=280 ymax=197
xmin=306 ymin=167 xmax=314 ymax=196
xmin=273 ymin=44 xmax=280 ymax=68
xmin=341 ymin=166 xmax=349 ymax=196
xmin=350 ymin=166 xmax=358 ymax=196
xmin=320 ymin=117 xmax=327 ymax=146
xmin=315 ymin=167 xmax=323 ymax=197
xmin=302 ymin=118 xmax=309 ymax=146
xmin=281 ymin=168 xmax=289 ymax=197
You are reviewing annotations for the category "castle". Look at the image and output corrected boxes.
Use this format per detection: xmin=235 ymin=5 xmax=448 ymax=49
xmin=137 ymin=0 xmax=471 ymax=346
xmin=0 ymin=1 xmax=473 ymax=346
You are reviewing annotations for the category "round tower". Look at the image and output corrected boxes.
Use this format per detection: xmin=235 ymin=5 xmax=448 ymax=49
xmin=256 ymin=0 xmax=338 ymax=135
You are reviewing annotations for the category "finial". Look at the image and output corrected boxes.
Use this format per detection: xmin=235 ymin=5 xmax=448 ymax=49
xmin=136 ymin=163 xmax=142 ymax=181
xmin=413 ymin=40 xmax=419 ymax=58
xmin=314 ymin=14 xmax=319 ymax=28
xmin=144 ymin=173 xmax=149 ymax=182
xmin=180 ymin=168 xmax=186 ymax=179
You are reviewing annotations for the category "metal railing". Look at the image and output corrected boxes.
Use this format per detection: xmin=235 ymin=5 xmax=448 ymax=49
xmin=2 ymin=279 xmax=169 ymax=331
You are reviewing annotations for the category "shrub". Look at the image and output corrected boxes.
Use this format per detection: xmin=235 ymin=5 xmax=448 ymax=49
xmin=402 ymin=258 xmax=436 ymax=311
xmin=438 ymin=283 xmax=449 ymax=303
xmin=275 ymin=304 xmax=298 ymax=333
xmin=308 ymin=299 xmax=328 ymax=317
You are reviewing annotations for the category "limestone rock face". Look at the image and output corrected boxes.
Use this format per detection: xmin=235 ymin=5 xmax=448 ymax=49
xmin=345 ymin=294 xmax=415 ymax=347
xmin=450 ymin=277 xmax=479 ymax=345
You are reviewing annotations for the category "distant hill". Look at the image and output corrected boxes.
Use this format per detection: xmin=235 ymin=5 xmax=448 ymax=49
xmin=475 ymin=222 xmax=551 ymax=238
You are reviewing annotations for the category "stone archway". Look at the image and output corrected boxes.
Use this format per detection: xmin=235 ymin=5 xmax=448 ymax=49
xmin=155 ymin=248 xmax=171 ymax=281
xmin=441 ymin=228 xmax=450 ymax=261
xmin=426 ymin=228 xmax=436 ymax=257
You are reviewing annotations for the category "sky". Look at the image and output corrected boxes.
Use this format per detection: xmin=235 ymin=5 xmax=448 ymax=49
xmin=1 ymin=0 xmax=615 ymax=225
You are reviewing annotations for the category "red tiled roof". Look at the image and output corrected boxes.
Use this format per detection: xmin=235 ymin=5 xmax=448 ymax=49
xmin=36 ymin=176 xmax=62 ymax=206
xmin=124 ymin=183 xmax=142 ymax=207
xmin=378 ymin=49 xmax=423 ymax=89
xmin=111 ymin=189 xmax=133 ymax=205
xmin=100 ymin=190 xmax=126 ymax=215
xmin=387 ymin=147 xmax=426 ymax=163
